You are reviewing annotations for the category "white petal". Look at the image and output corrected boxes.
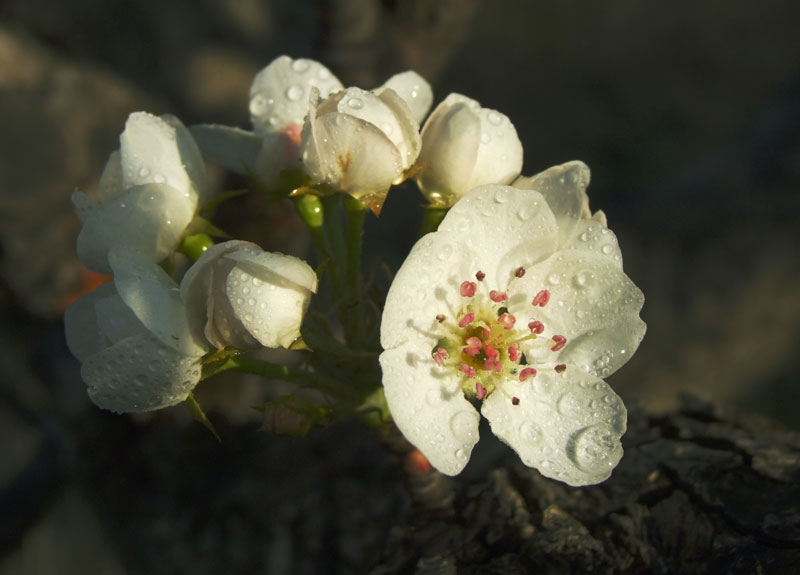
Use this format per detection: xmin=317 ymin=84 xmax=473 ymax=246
xmin=513 ymin=161 xmax=590 ymax=246
xmin=109 ymin=249 xmax=207 ymax=356
xmin=249 ymin=56 xmax=343 ymax=137
xmin=562 ymin=219 xmax=624 ymax=267
xmin=380 ymin=343 xmax=479 ymax=476
xmin=438 ymin=185 xmax=559 ymax=287
xmin=415 ymin=95 xmax=481 ymax=204
xmin=253 ymin=131 xmax=302 ymax=188
xmin=467 ymin=106 xmax=523 ymax=191
xmin=375 ymin=88 xmax=422 ymax=170
xmin=75 ymin=183 xmax=196 ymax=273
xmin=97 ymin=151 xmax=124 ymax=203
xmin=509 ymin=250 xmax=645 ymax=378
xmin=94 ymin=293 xmax=148 ymax=344
xmin=224 ymin=249 xmax=318 ymax=293
xmin=482 ymin=370 xmax=626 ymax=486
xmin=64 ymin=282 xmax=116 ymax=362
xmin=377 ymin=71 xmax=433 ymax=125
xmin=71 ymin=189 xmax=98 ymax=224
xmin=120 ymin=112 xmax=209 ymax=204
xmin=82 ymin=331 xmax=202 ymax=413
xmin=190 ymin=124 xmax=262 ymax=176
xmin=380 ymin=229 xmax=476 ymax=350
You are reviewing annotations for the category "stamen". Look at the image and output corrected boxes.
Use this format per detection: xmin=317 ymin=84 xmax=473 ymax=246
xmin=528 ymin=320 xmax=544 ymax=334
xmin=554 ymin=363 xmax=567 ymax=373
xmin=458 ymin=312 xmax=475 ymax=328
xmin=476 ymin=382 xmax=487 ymax=400
xmin=550 ymin=335 xmax=567 ymax=352
xmin=508 ymin=343 xmax=520 ymax=362
xmin=519 ymin=367 xmax=537 ymax=381
xmin=481 ymin=326 xmax=491 ymax=340
xmin=475 ymin=270 xmax=485 ymax=282
xmin=532 ymin=289 xmax=550 ymax=307
xmin=511 ymin=396 xmax=520 ymax=405
xmin=460 ymin=281 xmax=477 ymax=297
xmin=484 ymin=344 xmax=499 ymax=360
xmin=483 ymin=358 xmax=502 ymax=373
xmin=432 ymin=347 xmax=449 ymax=366
xmin=459 ymin=363 xmax=477 ymax=378
xmin=463 ymin=336 xmax=482 ymax=356
xmin=435 ymin=314 xmax=445 ymax=323
xmin=498 ymin=313 xmax=516 ymax=330
xmin=514 ymin=266 xmax=526 ymax=278
xmin=489 ymin=290 xmax=508 ymax=302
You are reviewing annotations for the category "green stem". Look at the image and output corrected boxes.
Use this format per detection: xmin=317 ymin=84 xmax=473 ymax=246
xmin=213 ymin=355 xmax=356 ymax=399
xmin=293 ymin=194 xmax=345 ymax=299
xmin=320 ymin=194 xmax=350 ymax=333
xmin=343 ymin=195 xmax=368 ymax=346
xmin=420 ymin=205 xmax=449 ymax=236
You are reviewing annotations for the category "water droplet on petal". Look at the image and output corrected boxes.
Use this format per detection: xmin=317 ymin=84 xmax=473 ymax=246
xmin=138 ymin=167 xmax=150 ymax=178
xmin=286 ymin=85 xmax=304 ymax=101
xmin=517 ymin=202 xmax=538 ymax=221
xmin=519 ymin=421 xmax=543 ymax=446
xmin=347 ymin=97 xmax=363 ymax=110
xmin=292 ymin=59 xmax=310 ymax=73
xmin=547 ymin=272 xmax=561 ymax=285
xmin=493 ymin=188 xmax=508 ymax=203
xmin=449 ymin=410 xmax=477 ymax=443
xmin=480 ymin=132 xmax=491 ymax=144
xmin=601 ymin=244 xmax=613 ymax=255
xmin=249 ymin=94 xmax=268 ymax=115
xmin=487 ymin=110 xmax=503 ymax=126
xmin=567 ymin=424 xmax=622 ymax=473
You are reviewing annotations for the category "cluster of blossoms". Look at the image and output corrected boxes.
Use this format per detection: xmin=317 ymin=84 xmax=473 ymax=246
xmin=65 ymin=55 xmax=645 ymax=487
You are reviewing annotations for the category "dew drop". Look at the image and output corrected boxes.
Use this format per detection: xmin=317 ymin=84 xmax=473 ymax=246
xmin=480 ymin=132 xmax=491 ymax=144
xmin=455 ymin=448 xmax=467 ymax=461
xmin=291 ymin=59 xmax=310 ymax=73
xmin=138 ymin=167 xmax=150 ymax=178
xmin=487 ymin=110 xmax=503 ymax=126
xmin=579 ymin=232 xmax=590 ymax=242
xmin=573 ymin=271 xmax=592 ymax=288
xmin=517 ymin=203 xmax=537 ymax=221
xmin=567 ymin=424 xmax=622 ymax=473
xmin=248 ymin=298 xmax=256 ymax=306
xmin=318 ymin=68 xmax=331 ymax=80
xmin=493 ymin=188 xmax=508 ymax=203
xmin=249 ymin=94 xmax=268 ymax=115
xmin=547 ymin=272 xmax=561 ymax=285
xmin=252 ymin=277 xmax=262 ymax=287
xmin=286 ymin=85 xmax=304 ymax=101
xmin=449 ymin=411 xmax=477 ymax=442
xmin=518 ymin=421 xmax=543 ymax=446
xmin=601 ymin=244 xmax=613 ymax=255
xmin=153 ymin=174 xmax=165 ymax=184
xmin=347 ymin=97 xmax=364 ymax=110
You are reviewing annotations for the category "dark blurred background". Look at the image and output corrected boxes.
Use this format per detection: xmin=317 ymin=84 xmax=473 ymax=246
xmin=1 ymin=1 xmax=798 ymax=573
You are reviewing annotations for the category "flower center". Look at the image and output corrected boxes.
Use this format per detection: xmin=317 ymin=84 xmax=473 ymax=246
xmin=431 ymin=267 xmax=567 ymax=404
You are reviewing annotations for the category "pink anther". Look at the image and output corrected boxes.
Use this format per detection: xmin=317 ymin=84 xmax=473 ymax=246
xmin=498 ymin=313 xmax=516 ymax=330
xmin=514 ymin=266 xmax=526 ymax=278
xmin=460 ymin=281 xmax=477 ymax=297
xmin=489 ymin=290 xmax=508 ymax=303
xmin=508 ymin=343 xmax=521 ymax=362
xmin=550 ymin=335 xmax=567 ymax=352
xmin=432 ymin=347 xmax=449 ymax=366
xmin=528 ymin=320 xmax=544 ymax=334
xmin=482 ymin=326 xmax=491 ymax=340
xmin=484 ymin=344 xmax=499 ymax=360
xmin=475 ymin=270 xmax=485 ymax=282
xmin=531 ymin=289 xmax=550 ymax=307
xmin=458 ymin=363 xmax=477 ymax=378
xmin=511 ymin=396 xmax=520 ymax=405
xmin=554 ymin=363 xmax=567 ymax=373
xmin=463 ymin=337 xmax=482 ymax=356
xmin=475 ymin=382 xmax=488 ymax=400
xmin=519 ymin=367 xmax=537 ymax=381
xmin=483 ymin=357 xmax=502 ymax=373
xmin=458 ymin=312 xmax=475 ymax=328
xmin=435 ymin=314 xmax=445 ymax=323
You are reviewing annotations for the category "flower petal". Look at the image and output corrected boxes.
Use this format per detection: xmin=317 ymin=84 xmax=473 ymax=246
xmin=75 ymin=183 xmax=196 ymax=273
xmin=377 ymin=70 xmax=433 ymax=125
xmin=380 ymin=343 xmax=480 ymax=476
xmin=120 ymin=112 xmax=210 ymax=204
xmin=190 ymin=124 xmax=262 ymax=176
xmin=249 ymin=56 xmax=343 ymax=137
xmin=109 ymin=248 xmax=207 ymax=356
xmin=82 ymin=331 xmax=202 ymax=413
xmin=481 ymin=370 xmax=626 ymax=486
xmin=97 ymin=151 xmax=124 ymax=203
xmin=468 ymin=106 xmax=523 ymax=191
xmin=562 ymin=219 xmax=624 ymax=267
xmin=380 ymin=229 xmax=476 ymax=349
xmin=513 ymin=161 xmax=591 ymax=246
xmin=375 ymin=87 xmax=422 ymax=170
xmin=71 ymin=189 xmax=98 ymax=224
xmin=64 ymin=281 xmax=116 ymax=362
xmin=94 ymin=292 xmax=148 ymax=344
xmin=509 ymin=250 xmax=645 ymax=378
xmin=438 ymin=185 xmax=559 ymax=287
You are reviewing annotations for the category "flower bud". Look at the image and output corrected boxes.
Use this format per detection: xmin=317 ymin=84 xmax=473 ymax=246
xmin=415 ymin=93 xmax=523 ymax=207
xmin=181 ymin=240 xmax=318 ymax=350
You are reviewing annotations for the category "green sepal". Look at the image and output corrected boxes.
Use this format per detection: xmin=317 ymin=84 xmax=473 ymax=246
xmin=257 ymin=395 xmax=332 ymax=437
xmin=199 ymin=188 xmax=248 ymax=217
xmin=185 ymin=392 xmax=221 ymax=442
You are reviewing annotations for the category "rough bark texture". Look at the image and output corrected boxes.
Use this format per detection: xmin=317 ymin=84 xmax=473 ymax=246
xmin=66 ymin=395 xmax=800 ymax=574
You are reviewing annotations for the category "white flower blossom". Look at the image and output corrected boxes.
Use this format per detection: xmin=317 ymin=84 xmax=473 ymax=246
xmin=300 ymin=85 xmax=422 ymax=214
xmin=380 ymin=162 xmax=645 ymax=485
xmin=180 ymin=240 xmax=318 ymax=350
xmin=73 ymin=112 xmax=210 ymax=274
xmin=415 ymin=93 xmax=523 ymax=207
xmin=64 ymin=249 xmax=208 ymax=413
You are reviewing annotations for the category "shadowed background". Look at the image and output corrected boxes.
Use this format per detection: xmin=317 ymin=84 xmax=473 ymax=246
xmin=1 ymin=0 xmax=798 ymax=573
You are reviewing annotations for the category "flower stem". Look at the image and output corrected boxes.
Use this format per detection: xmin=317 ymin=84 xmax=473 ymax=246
xmin=343 ymin=195 xmax=368 ymax=346
xmin=420 ymin=205 xmax=449 ymax=236
xmin=293 ymin=193 xmax=345 ymax=305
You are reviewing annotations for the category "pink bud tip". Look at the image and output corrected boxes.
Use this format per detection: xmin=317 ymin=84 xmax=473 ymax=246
xmin=463 ymin=336 xmax=482 ymax=356
xmin=508 ymin=343 xmax=521 ymax=362
xmin=528 ymin=320 xmax=544 ymax=334
xmin=475 ymin=270 xmax=485 ymax=282
xmin=519 ymin=367 xmax=537 ymax=381
xmin=475 ymin=382 xmax=487 ymax=400
xmin=460 ymin=281 xmax=477 ymax=297
xmin=550 ymin=335 xmax=567 ymax=352
xmin=531 ymin=289 xmax=550 ymax=307
xmin=554 ymin=363 xmax=567 ymax=373
xmin=432 ymin=347 xmax=449 ymax=366
xmin=483 ymin=358 xmax=502 ymax=373
xmin=458 ymin=312 xmax=475 ymax=328
xmin=458 ymin=363 xmax=477 ymax=378
xmin=489 ymin=290 xmax=508 ymax=303
xmin=512 ymin=396 xmax=520 ymax=405
xmin=498 ymin=313 xmax=516 ymax=330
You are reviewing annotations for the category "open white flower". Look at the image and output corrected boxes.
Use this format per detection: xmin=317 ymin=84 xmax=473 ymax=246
xmin=64 ymin=249 xmax=208 ymax=413
xmin=180 ymin=240 xmax=318 ymax=350
xmin=380 ymin=162 xmax=645 ymax=485
xmin=415 ymin=93 xmax=523 ymax=207
xmin=73 ymin=112 xmax=210 ymax=274
xmin=300 ymin=85 xmax=422 ymax=214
